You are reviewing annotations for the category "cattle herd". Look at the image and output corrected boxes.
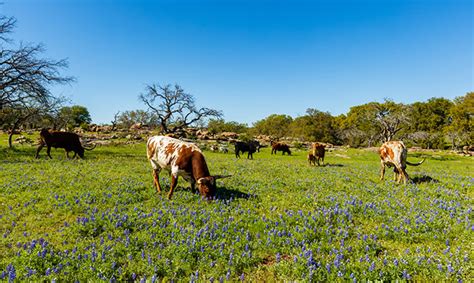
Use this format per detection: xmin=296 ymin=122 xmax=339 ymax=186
xmin=34 ymin=128 xmax=427 ymax=200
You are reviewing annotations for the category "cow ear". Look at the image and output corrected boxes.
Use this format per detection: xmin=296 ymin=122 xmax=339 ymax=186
xmin=213 ymin=175 xmax=232 ymax=180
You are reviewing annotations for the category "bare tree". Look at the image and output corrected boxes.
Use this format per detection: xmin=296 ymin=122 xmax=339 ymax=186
xmin=1 ymin=95 xmax=65 ymax=147
xmin=111 ymin=111 xmax=120 ymax=131
xmin=0 ymin=15 xmax=15 ymax=42
xmin=0 ymin=44 xmax=74 ymax=110
xmin=0 ymin=12 xmax=74 ymax=147
xmin=373 ymin=100 xmax=410 ymax=142
xmin=139 ymin=84 xmax=222 ymax=134
xmin=0 ymin=12 xmax=74 ymax=109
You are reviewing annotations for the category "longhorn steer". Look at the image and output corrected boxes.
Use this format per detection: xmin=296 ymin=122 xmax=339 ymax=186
xmin=35 ymin=128 xmax=95 ymax=159
xmin=147 ymin=136 xmax=229 ymax=200
xmin=379 ymin=141 xmax=425 ymax=184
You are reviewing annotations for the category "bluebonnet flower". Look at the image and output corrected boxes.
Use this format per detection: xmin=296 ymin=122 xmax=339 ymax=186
xmin=369 ymin=262 xmax=375 ymax=272
xmin=402 ymin=270 xmax=411 ymax=280
xmin=7 ymin=264 xmax=15 ymax=283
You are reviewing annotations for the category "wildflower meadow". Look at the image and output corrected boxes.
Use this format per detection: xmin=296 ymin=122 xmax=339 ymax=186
xmin=0 ymin=134 xmax=472 ymax=281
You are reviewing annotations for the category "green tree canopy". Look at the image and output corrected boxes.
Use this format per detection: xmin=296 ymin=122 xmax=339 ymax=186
xmin=289 ymin=108 xmax=338 ymax=143
xmin=207 ymin=119 xmax=248 ymax=134
xmin=445 ymin=92 xmax=473 ymax=148
xmin=58 ymin=105 xmax=91 ymax=129
xmin=252 ymin=114 xmax=293 ymax=138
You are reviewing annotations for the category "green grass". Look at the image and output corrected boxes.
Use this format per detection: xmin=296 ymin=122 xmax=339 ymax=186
xmin=0 ymin=134 xmax=472 ymax=281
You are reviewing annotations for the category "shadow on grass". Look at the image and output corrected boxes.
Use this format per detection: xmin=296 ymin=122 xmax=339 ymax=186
xmin=324 ymin=163 xmax=344 ymax=167
xmin=411 ymin=175 xmax=439 ymax=184
xmin=157 ymin=185 xmax=253 ymax=201
xmin=310 ymin=163 xmax=344 ymax=167
xmin=216 ymin=186 xmax=253 ymax=200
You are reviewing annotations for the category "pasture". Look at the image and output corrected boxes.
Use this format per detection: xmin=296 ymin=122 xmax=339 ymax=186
xmin=0 ymin=133 xmax=472 ymax=281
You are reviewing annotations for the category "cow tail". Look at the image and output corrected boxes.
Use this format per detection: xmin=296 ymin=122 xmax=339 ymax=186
xmin=406 ymin=158 xmax=425 ymax=166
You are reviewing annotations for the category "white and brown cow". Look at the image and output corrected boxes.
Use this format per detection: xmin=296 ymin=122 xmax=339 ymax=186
xmin=147 ymin=136 xmax=230 ymax=200
xmin=378 ymin=141 xmax=425 ymax=184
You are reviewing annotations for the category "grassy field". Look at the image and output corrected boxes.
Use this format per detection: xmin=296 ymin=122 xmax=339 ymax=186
xmin=0 ymin=133 xmax=472 ymax=281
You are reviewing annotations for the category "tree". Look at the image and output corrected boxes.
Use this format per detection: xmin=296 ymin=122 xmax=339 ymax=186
xmin=207 ymin=119 xmax=248 ymax=134
xmin=340 ymin=103 xmax=380 ymax=147
xmin=0 ymin=96 xmax=64 ymax=147
xmin=139 ymin=84 xmax=222 ymax=134
xmin=57 ymin=105 xmax=91 ymax=130
xmin=252 ymin=114 xmax=293 ymax=138
xmin=0 ymin=12 xmax=73 ymax=147
xmin=288 ymin=109 xmax=338 ymax=143
xmin=445 ymin=92 xmax=473 ymax=149
xmin=374 ymin=100 xmax=410 ymax=142
xmin=116 ymin=109 xmax=157 ymax=129
xmin=406 ymin=98 xmax=453 ymax=148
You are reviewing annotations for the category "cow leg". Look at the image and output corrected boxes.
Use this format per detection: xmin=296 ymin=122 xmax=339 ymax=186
xmin=190 ymin=178 xmax=197 ymax=194
xmin=380 ymin=162 xmax=386 ymax=181
xmin=35 ymin=143 xmax=44 ymax=158
xmin=65 ymin=150 xmax=70 ymax=159
xmin=46 ymin=146 xmax=52 ymax=159
xmin=393 ymin=167 xmax=400 ymax=183
xmin=400 ymin=167 xmax=408 ymax=184
xmin=168 ymin=174 xmax=178 ymax=200
xmin=152 ymin=169 xmax=162 ymax=193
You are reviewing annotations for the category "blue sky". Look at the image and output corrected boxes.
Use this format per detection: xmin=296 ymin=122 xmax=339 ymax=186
xmin=3 ymin=0 xmax=473 ymax=125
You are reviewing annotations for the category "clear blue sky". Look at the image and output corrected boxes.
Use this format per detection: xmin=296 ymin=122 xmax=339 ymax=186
xmin=3 ymin=0 xmax=473 ymax=125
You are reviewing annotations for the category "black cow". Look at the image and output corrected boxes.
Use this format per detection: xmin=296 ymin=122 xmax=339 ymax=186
xmin=235 ymin=141 xmax=259 ymax=159
xmin=35 ymin=128 xmax=95 ymax=159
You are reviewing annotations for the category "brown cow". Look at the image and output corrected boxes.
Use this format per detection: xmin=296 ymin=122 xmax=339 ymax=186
xmin=147 ymin=136 xmax=230 ymax=200
xmin=271 ymin=141 xmax=291 ymax=155
xmin=35 ymin=128 xmax=95 ymax=159
xmin=379 ymin=141 xmax=425 ymax=184
xmin=311 ymin=142 xmax=326 ymax=166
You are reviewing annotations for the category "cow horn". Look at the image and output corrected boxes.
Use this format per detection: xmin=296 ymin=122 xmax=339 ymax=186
xmin=83 ymin=144 xmax=97 ymax=151
xmin=406 ymin=158 xmax=425 ymax=166
xmin=213 ymin=174 xmax=232 ymax=180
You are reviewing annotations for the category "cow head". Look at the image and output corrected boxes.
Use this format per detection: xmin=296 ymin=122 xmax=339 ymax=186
xmin=197 ymin=177 xmax=216 ymax=199
xmin=197 ymin=175 xmax=232 ymax=199
xmin=40 ymin=128 xmax=51 ymax=138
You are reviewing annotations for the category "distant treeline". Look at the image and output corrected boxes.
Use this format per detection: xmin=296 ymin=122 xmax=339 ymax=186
xmin=208 ymin=93 xmax=473 ymax=149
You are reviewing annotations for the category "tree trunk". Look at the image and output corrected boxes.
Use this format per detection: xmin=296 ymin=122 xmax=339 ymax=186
xmin=8 ymin=131 xmax=14 ymax=148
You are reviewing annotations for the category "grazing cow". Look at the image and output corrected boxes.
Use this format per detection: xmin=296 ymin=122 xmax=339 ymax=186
xmin=307 ymin=153 xmax=317 ymax=166
xmin=234 ymin=141 xmax=259 ymax=159
xmin=379 ymin=141 xmax=425 ymax=184
xmin=35 ymin=128 xmax=95 ymax=159
xmin=311 ymin=142 xmax=326 ymax=166
xmin=271 ymin=141 xmax=291 ymax=155
xmin=147 ymin=136 xmax=230 ymax=199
